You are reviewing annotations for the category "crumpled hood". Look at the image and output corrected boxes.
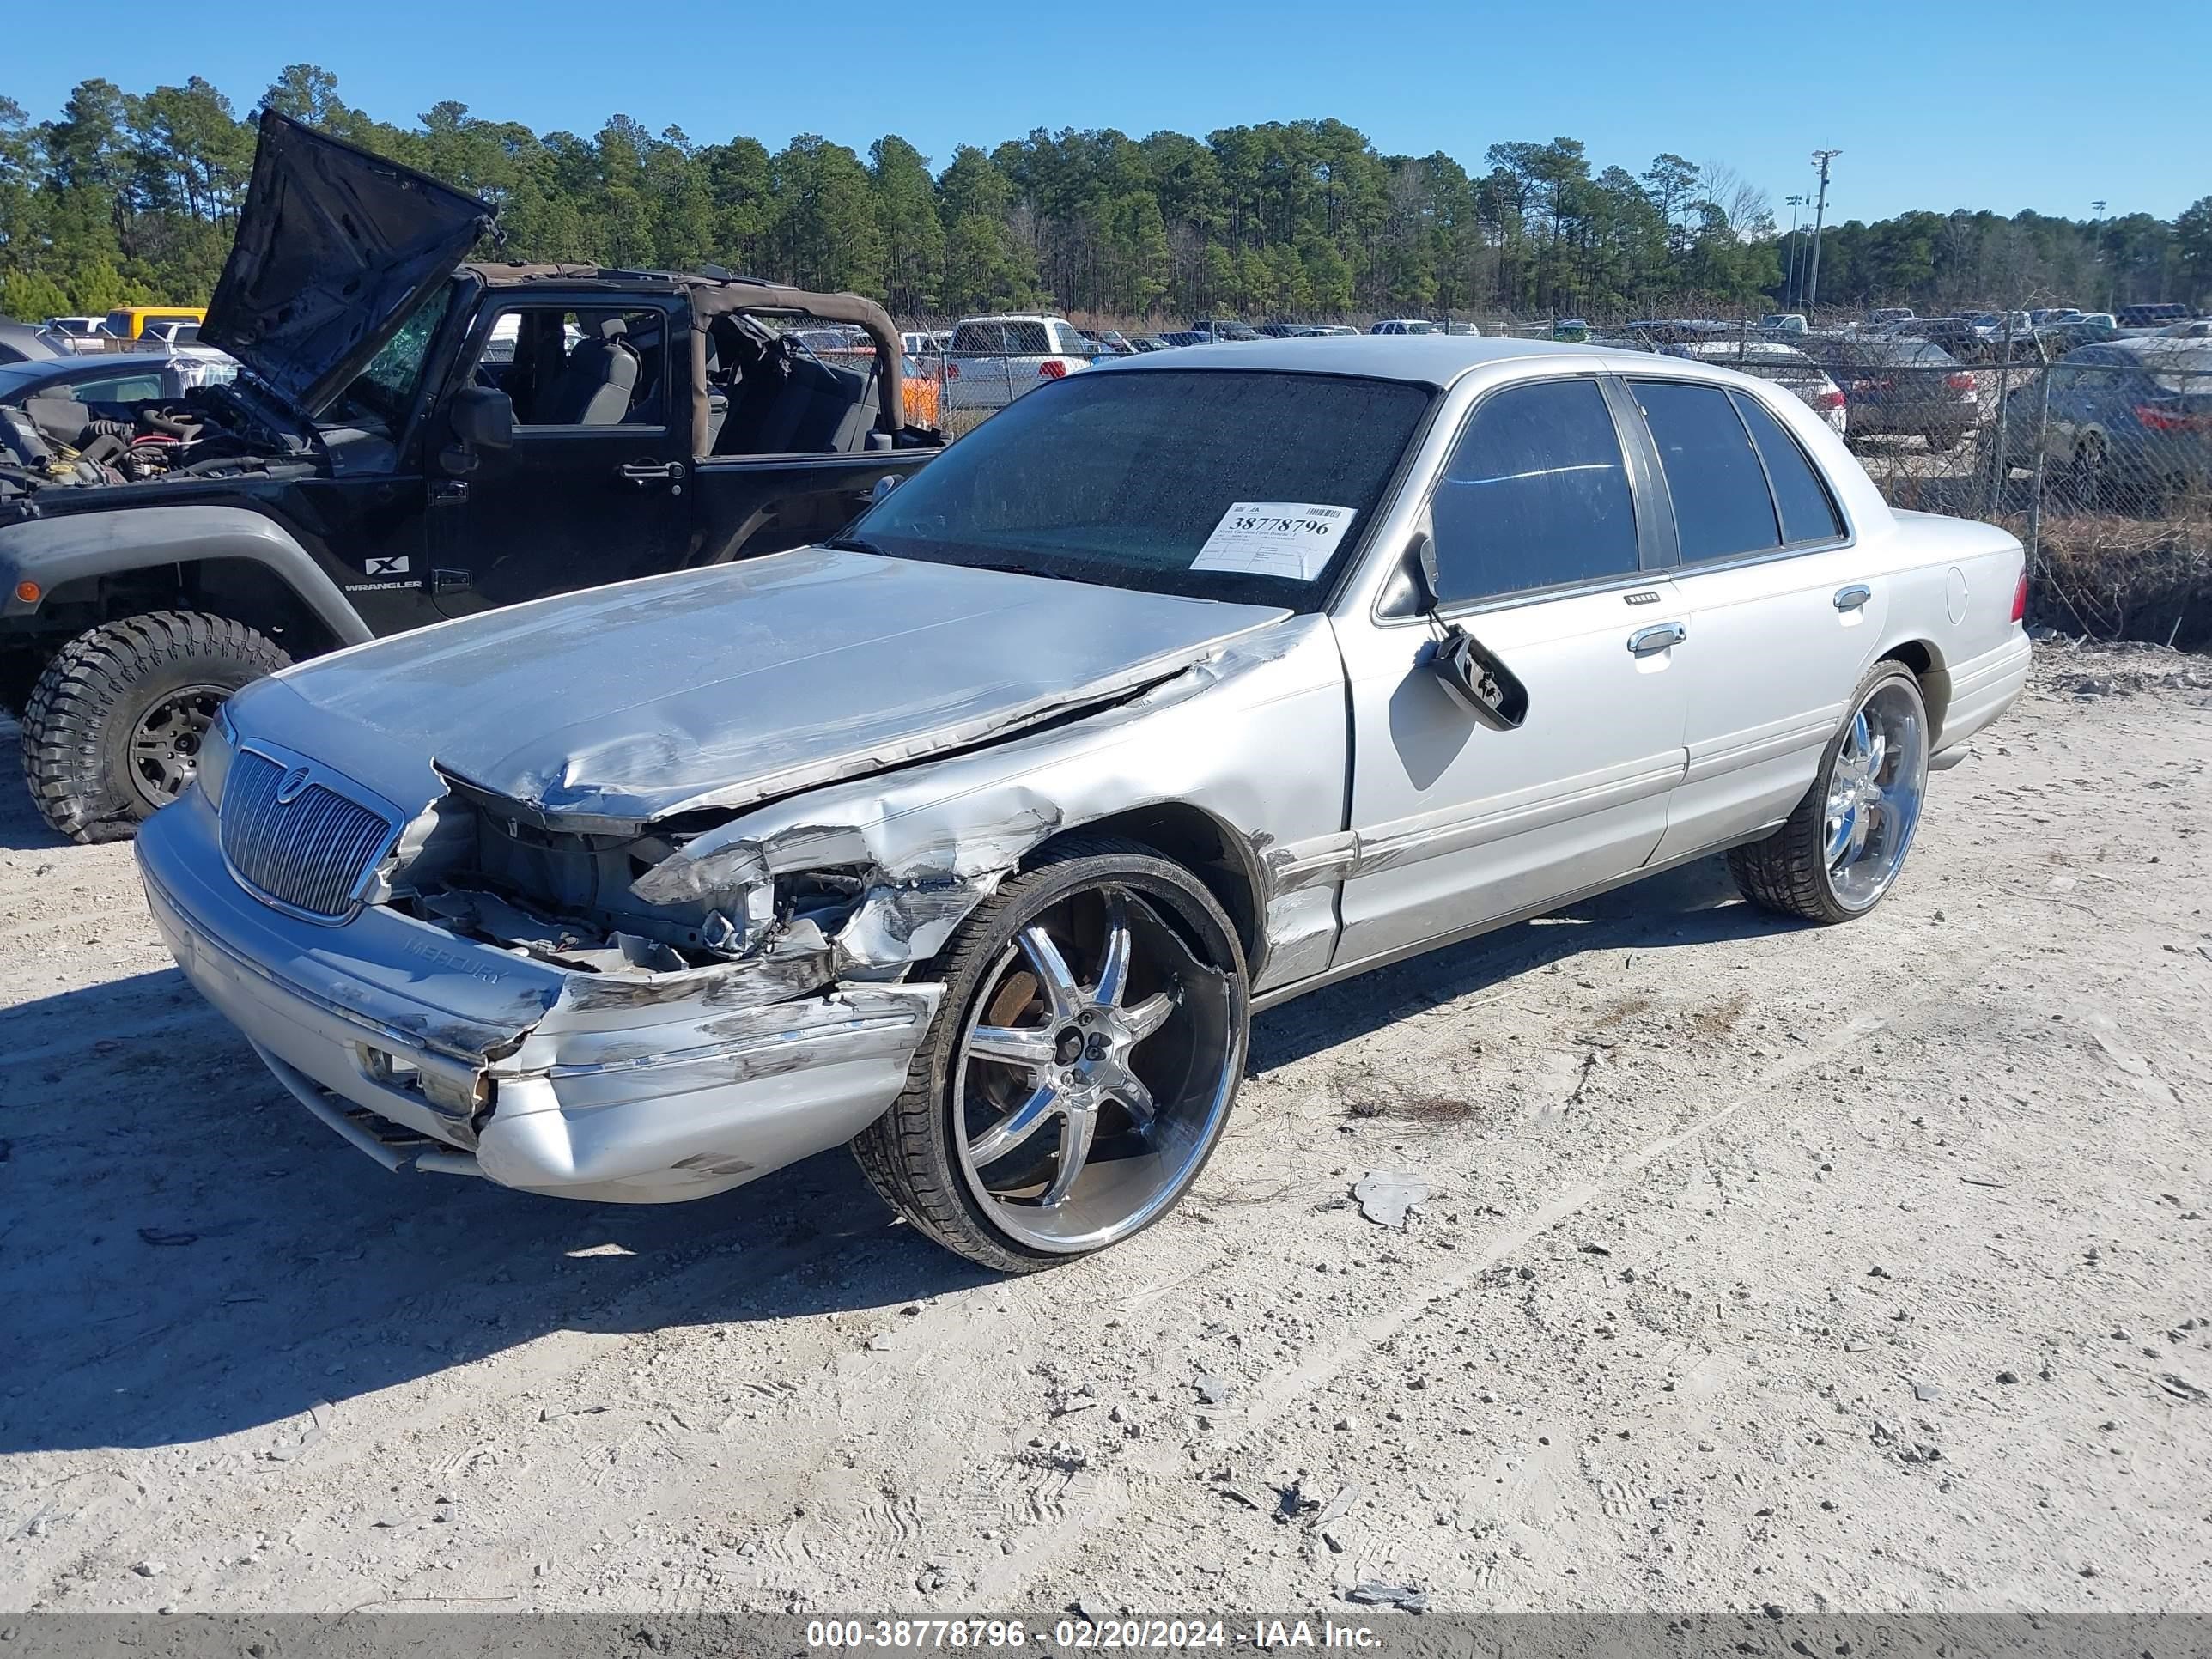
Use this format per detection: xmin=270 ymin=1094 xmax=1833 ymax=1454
xmin=203 ymin=110 xmax=491 ymax=416
xmin=232 ymin=547 xmax=1290 ymax=832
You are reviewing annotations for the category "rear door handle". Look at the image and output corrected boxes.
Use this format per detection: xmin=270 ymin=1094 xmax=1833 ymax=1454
xmin=1628 ymin=621 xmax=1687 ymax=656
xmin=1833 ymin=584 xmax=1872 ymax=611
xmin=617 ymin=460 xmax=686 ymax=487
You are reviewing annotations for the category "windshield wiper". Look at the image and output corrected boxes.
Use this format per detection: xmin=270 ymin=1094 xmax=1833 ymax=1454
xmin=823 ymin=534 xmax=890 ymax=556
xmin=963 ymin=556 xmax=1064 ymax=581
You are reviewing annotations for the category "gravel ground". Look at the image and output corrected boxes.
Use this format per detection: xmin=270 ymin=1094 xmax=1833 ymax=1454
xmin=1 ymin=640 xmax=2209 ymax=1616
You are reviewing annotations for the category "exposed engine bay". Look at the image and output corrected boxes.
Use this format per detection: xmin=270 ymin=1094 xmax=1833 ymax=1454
xmin=0 ymin=381 xmax=307 ymax=500
xmin=386 ymin=783 xmax=898 ymax=991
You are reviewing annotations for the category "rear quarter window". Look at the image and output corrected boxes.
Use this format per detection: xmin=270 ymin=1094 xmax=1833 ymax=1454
xmin=1729 ymin=392 xmax=1843 ymax=544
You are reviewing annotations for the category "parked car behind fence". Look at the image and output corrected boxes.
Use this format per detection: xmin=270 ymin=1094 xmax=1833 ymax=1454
xmin=1799 ymin=336 xmax=1982 ymax=450
xmin=1999 ymin=340 xmax=2212 ymax=510
xmin=1660 ymin=338 xmax=1849 ymax=436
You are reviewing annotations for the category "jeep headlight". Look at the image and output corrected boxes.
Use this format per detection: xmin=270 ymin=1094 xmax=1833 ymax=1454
xmin=196 ymin=704 xmax=234 ymax=811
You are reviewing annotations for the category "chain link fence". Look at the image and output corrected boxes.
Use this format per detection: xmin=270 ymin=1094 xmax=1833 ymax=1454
xmin=890 ymin=305 xmax=2211 ymax=647
xmin=1598 ymin=321 xmax=2211 ymax=648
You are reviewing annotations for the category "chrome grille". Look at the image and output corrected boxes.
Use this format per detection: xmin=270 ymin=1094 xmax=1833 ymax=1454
xmin=220 ymin=749 xmax=397 ymax=921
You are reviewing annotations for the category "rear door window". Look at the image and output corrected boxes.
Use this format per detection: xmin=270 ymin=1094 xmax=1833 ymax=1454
xmin=1632 ymin=380 xmax=1780 ymax=562
xmin=1427 ymin=377 xmax=1642 ymax=605
xmin=1729 ymin=392 xmax=1843 ymax=544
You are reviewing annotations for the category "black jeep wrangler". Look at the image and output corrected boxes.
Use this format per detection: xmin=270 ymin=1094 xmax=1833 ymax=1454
xmin=0 ymin=112 xmax=941 ymax=842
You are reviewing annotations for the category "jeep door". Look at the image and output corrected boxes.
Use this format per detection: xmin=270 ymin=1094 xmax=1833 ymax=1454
xmin=1331 ymin=374 xmax=1692 ymax=968
xmin=429 ymin=296 xmax=695 ymax=617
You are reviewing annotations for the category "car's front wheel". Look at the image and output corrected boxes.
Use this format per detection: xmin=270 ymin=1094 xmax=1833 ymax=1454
xmin=19 ymin=611 xmax=289 ymax=843
xmin=1728 ymin=661 xmax=1929 ymax=925
xmin=852 ymin=836 xmax=1249 ymax=1273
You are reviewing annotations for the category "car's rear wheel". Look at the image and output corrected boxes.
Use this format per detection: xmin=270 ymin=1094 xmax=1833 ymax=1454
xmin=2068 ymin=434 xmax=2112 ymax=508
xmin=1728 ymin=661 xmax=1929 ymax=925
xmin=852 ymin=836 xmax=1248 ymax=1273
xmin=19 ymin=611 xmax=288 ymax=843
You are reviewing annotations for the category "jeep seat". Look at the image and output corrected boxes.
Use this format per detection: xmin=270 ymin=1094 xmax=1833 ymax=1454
xmin=541 ymin=316 xmax=639 ymax=426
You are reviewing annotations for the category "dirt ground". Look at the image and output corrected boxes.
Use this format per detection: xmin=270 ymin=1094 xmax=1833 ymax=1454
xmin=2 ymin=640 xmax=2209 ymax=1617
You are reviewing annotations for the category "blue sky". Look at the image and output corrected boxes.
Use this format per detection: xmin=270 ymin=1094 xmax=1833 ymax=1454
xmin=11 ymin=0 xmax=2208 ymax=222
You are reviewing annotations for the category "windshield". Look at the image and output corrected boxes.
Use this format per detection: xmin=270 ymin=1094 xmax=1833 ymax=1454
xmin=843 ymin=368 xmax=1431 ymax=609
xmin=334 ymin=284 xmax=453 ymax=428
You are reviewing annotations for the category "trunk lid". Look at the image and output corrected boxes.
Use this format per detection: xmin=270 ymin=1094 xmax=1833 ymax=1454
xmin=234 ymin=546 xmax=1290 ymax=832
xmin=203 ymin=111 xmax=492 ymax=416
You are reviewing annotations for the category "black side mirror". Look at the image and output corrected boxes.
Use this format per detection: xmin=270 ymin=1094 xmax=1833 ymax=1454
xmin=448 ymin=385 xmax=514 ymax=452
xmin=1429 ymin=626 xmax=1528 ymax=731
xmin=1407 ymin=534 xmax=1527 ymax=731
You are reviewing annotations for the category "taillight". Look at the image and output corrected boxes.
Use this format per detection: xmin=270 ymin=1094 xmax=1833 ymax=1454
xmin=1819 ymin=389 xmax=1846 ymax=409
xmin=1944 ymin=372 xmax=1976 ymax=392
xmin=1037 ymin=360 xmax=1067 ymax=380
xmin=2136 ymin=403 xmax=2210 ymax=432
xmin=944 ymin=360 xmax=959 ymax=378
xmin=2011 ymin=568 xmax=2028 ymax=624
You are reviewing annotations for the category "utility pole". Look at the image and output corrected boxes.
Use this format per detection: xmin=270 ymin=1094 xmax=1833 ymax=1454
xmin=1784 ymin=194 xmax=1808 ymax=309
xmin=1806 ymin=149 xmax=1841 ymax=313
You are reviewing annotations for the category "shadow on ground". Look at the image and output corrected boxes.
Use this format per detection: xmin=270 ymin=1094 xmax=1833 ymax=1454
xmin=0 ymin=854 xmax=1790 ymax=1455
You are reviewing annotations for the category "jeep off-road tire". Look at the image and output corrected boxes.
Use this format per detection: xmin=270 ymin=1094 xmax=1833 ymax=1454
xmin=20 ymin=611 xmax=289 ymax=843
xmin=851 ymin=836 xmax=1249 ymax=1273
xmin=1727 ymin=660 xmax=1929 ymax=925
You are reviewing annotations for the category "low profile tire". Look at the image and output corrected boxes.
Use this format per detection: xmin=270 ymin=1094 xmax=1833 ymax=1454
xmin=1727 ymin=660 xmax=1929 ymax=926
xmin=20 ymin=611 xmax=289 ymax=843
xmin=852 ymin=836 xmax=1249 ymax=1273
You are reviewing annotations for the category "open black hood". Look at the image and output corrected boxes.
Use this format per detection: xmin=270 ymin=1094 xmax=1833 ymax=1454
xmin=204 ymin=111 xmax=492 ymax=416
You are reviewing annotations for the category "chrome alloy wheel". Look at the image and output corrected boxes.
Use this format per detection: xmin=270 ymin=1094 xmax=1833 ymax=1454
xmin=1823 ymin=679 xmax=1928 ymax=911
xmin=952 ymin=884 xmax=1240 ymax=1254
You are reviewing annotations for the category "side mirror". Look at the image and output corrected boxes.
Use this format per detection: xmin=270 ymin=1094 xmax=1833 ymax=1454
xmin=1406 ymin=538 xmax=1528 ymax=730
xmin=1428 ymin=625 xmax=1528 ymax=731
xmin=447 ymin=385 xmax=514 ymax=452
xmin=870 ymin=473 xmax=902 ymax=502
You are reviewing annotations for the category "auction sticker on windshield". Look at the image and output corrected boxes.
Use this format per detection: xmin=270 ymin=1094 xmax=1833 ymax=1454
xmin=1189 ymin=501 xmax=1358 ymax=580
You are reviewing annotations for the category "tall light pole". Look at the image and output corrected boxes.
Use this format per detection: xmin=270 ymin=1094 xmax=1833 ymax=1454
xmin=1806 ymin=149 xmax=1840 ymax=313
xmin=1784 ymin=193 xmax=1808 ymax=309
xmin=2090 ymin=200 xmax=2108 ymax=308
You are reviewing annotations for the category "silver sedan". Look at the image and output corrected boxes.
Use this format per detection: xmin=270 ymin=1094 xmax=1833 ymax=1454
xmin=137 ymin=337 xmax=2033 ymax=1271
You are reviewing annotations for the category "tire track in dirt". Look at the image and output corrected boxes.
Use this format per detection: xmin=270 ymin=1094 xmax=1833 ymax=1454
xmin=973 ymin=949 xmax=2008 ymax=1601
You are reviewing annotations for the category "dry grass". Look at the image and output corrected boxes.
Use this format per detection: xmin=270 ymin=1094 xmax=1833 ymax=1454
xmin=2023 ymin=501 xmax=2212 ymax=649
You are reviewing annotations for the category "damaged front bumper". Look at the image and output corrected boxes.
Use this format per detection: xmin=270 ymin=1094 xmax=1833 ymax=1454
xmin=135 ymin=787 xmax=940 ymax=1204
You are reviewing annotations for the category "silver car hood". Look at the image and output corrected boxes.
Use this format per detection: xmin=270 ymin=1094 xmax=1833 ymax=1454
xmin=231 ymin=546 xmax=1290 ymax=832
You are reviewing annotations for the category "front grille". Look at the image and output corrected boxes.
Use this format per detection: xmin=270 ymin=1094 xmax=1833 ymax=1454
xmin=221 ymin=749 xmax=397 ymax=920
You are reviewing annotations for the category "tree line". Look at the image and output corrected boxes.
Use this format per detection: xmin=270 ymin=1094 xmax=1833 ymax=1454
xmin=3 ymin=64 xmax=2208 ymax=326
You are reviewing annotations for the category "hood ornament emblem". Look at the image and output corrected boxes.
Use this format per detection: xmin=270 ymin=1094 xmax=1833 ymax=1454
xmin=276 ymin=766 xmax=313 ymax=805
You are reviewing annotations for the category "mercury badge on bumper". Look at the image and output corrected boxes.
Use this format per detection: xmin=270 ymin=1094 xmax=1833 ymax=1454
xmin=139 ymin=337 xmax=2032 ymax=1273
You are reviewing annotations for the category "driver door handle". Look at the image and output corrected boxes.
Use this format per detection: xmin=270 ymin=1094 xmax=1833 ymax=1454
xmin=1628 ymin=621 xmax=1687 ymax=656
xmin=617 ymin=459 xmax=686 ymax=487
xmin=1833 ymin=584 xmax=1872 ymax=611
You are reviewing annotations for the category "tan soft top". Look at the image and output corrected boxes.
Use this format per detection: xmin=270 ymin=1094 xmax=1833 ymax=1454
xmin=461 ymin=264 xmax=907 ymax=448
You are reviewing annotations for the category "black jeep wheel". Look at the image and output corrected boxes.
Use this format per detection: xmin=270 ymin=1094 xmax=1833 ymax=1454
xmin=20 ymin=611 xmax=289 ymax=843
